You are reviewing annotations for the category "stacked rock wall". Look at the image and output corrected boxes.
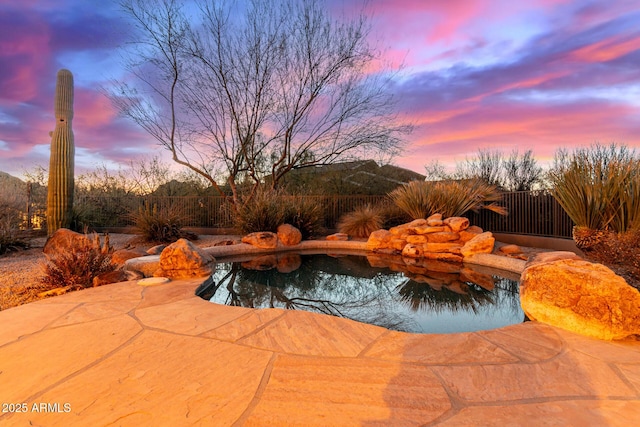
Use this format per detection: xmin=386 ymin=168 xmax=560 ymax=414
xmin=365 ymin=214 xmax=495 ymax=262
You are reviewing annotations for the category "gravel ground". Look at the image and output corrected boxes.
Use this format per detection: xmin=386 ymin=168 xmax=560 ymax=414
xmin=0 ymin=233 xmax=238 ymax=311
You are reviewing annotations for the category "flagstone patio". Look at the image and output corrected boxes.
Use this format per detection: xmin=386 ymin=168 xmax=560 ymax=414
xmin=1 ymin=277 xmax=639 ymax=426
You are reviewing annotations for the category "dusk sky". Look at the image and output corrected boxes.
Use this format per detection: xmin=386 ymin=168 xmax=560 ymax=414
xmin=1 ymin=0 xmax=639 ymax=180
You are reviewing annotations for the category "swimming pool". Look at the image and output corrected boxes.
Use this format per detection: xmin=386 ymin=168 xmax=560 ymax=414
xmin=196 ymin=252 xmax=524 ymax=334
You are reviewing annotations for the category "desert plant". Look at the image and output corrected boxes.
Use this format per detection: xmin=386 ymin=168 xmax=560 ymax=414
xmin=0 ymin=224 xmax=29 ymax=255
xmin=128 ymin=203 xmax=195 ymax=243
xmin=582 ymin=230 xmax=640 ymax=289
xmin=233 ymin=187 xmax=289 ymax=234
xmin=233 ymin=187 xmax=325 ymax=238
xmin=40 ymin=237 xmax=114 ymax=290
xmin=282 ymin=196 xmax=325 ymax=239
xmin=337 ymin=204 xmax=384 ymax=238
xmin=389 ymin=179 xmax=507 ymax=220
xmin=377 ymin=202 xmax=411 ymax=229
xmin=0 ymin=192 xmax=29 ymax=255
xmin=47 ymin=69 xmax=75 ymax=235
xmin=549 ymin=144 xmax=640 ymax=247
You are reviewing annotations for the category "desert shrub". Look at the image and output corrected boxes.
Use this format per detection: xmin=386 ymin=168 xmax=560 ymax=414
xmin=379 ymin=202 xmax=412 ymax=229
xmin=233 ymin=187 xmax=288 ymax=234
xmin=282 ymin=196 xmax=325 ymax=239
xmin=0 ymin=194 xmax=28 ymax=255
xmin=389 ymin=179 xmax=507 ymax=220
xmin=583 ymin=230 xmax=640 ymax=289
xmin=233 ymin=187 xmax=325 ymax=238
xmin=0 ymin=224 xmax=29 ymax=255
xmin=128 ymin=203 xmax=195 ymax=243
xmin=549 ymin=144 xmax=639 ymax=232
xmin=40 ymin=238 xmax=115 ymax=290
xmin=337 ymin=204 xmax=383 ymax=238
xmin=69 ymin=202 xmax=95 ymax=232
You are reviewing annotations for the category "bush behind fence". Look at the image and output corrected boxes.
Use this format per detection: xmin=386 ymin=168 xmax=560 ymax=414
xmin=73 ymin=191 xmax=574 ymax=238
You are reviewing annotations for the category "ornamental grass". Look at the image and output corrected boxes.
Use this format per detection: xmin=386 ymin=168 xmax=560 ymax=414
xmin=233 ymin=186 xmax=324 ymax=239
xmin=337 ymin=204 xmax=384 ymax=238
xmin=128 ymin=203 xmax=195 ymax=243
xmin=549 ymin=144 xmax=640 ymax=234
xmin=388 ymin=178 xmax=507 ymax=220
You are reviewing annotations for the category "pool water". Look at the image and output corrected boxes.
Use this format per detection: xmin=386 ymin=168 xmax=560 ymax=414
xmin=195 ymin=252 xmax=525 ymax=334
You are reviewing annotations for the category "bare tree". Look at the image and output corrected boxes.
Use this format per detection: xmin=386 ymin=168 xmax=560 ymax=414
xmin=110 ymin=0 xmax=409 ymax=204
xmin=455 ymin=149 xmax=504 ymax=188
xmin=502 ymin=149 xmax=543 ymax=191
xmin=429 ymin=148 xmax=543 ymax=191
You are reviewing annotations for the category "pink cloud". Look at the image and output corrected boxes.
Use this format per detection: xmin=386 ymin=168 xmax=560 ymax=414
xmin=570 ymin=34 xmax=640 ymax=62
xmin=396 ymin=99 xmax=640 ymax=173
xmin=0 ymin=21 xmax=51 ymax=103
xmin=74 ymin=89 xmax=118 ymax=130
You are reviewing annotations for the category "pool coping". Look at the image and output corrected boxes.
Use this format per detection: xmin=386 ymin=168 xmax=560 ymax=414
xmin=126 ymin=239 xmax=528 ymax=276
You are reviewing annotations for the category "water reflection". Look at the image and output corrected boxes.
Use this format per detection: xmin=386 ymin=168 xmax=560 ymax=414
xmin=196 ymin=253 xmax=524 ymax=334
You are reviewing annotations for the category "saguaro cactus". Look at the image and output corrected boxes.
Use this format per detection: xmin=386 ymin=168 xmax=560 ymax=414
xmin=47 ymin=69 xmax=75 ymax=235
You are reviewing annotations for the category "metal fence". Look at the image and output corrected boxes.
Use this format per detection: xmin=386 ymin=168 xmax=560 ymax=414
xmin=74 ymin=191 xmax=574 ymax=238
xmin=75 ymin=194 xmax=388 ymax=230
xmin=466 ymin=190 xmax=573 ymax=238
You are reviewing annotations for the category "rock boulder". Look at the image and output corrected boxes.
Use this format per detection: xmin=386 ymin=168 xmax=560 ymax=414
xmin=43 ymin=229 xmax=92 ymax=256
xmin=154 ymin=239 xmax=215 ymax=279
xmin=443 ymin=216 xmax=470 ymax=232
xmin=111 ymin=249 xmax=147 ymax=266
xmin=277 ymin=224 xmax=302 ymax=246
xmin=366 ymin=229 xmax=393 ymax=250
xmin=242 ymin=232 xmax=279 ymax=249
xmin=460 ymin=232 xmax=495 ymax=258
xmin=520 ymin=258 xmax=640 ymax=340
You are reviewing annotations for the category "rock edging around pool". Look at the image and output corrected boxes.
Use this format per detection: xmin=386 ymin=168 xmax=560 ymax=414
xmin=124 ymin=239 xmax=527 ymax=277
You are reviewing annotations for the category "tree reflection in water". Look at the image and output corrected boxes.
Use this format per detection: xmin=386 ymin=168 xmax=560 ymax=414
xmin=195 ymin=253 xmax=524 ymax=333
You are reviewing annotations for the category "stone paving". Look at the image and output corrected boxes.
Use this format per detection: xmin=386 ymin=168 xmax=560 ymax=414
xmin=1 ymin=277 xmax=639 ymax=426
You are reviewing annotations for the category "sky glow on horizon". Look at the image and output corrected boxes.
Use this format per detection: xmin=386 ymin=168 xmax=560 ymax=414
xmin=1 ymin=0 xmax=639 ymax=180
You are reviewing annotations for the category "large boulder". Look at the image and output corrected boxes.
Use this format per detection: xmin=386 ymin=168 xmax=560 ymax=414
xmin=459 ymin=225 xmax=483 ymax=243
xmin=424 ymin=242 xmax=462 ymax=253
xmin=412 ymin=226 xmax=445 ymax=235
xmin=460 ymin=232 xmax=495 ymax=257
xmin=242 ymin=232 xmax=279 ymax=249
xmin=426 ymin=231 xmax=460 ymax=243
xmin=111 ymin=248 xmax=147 ymax=266
xmin=426 ymin=213 xmax=443 ymax=226
xmin=443 ymin=216 xmax=470 ymax=232
xmin=389 ymin=219 xmax=427 ymax=236
xmin=43 ymin=229 xmax=92 ymax=256
xmin=366 ymin=229 xmax=393 ymax=250
xmin=405 ymin=235 xmax=428 ymax=245
xmin=520 ymin=258 xmax=640 ymax=340
xmin=154 ymin=239 xmax=215 ymax=279
xmin=401 ymin=243 xmax=424 ymax=258
xmin=277 ymin=224 xmax=302 ymax=246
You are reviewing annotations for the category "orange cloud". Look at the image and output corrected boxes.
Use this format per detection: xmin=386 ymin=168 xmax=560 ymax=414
xmin=571 ymin=35 xmax=640 ymax=62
